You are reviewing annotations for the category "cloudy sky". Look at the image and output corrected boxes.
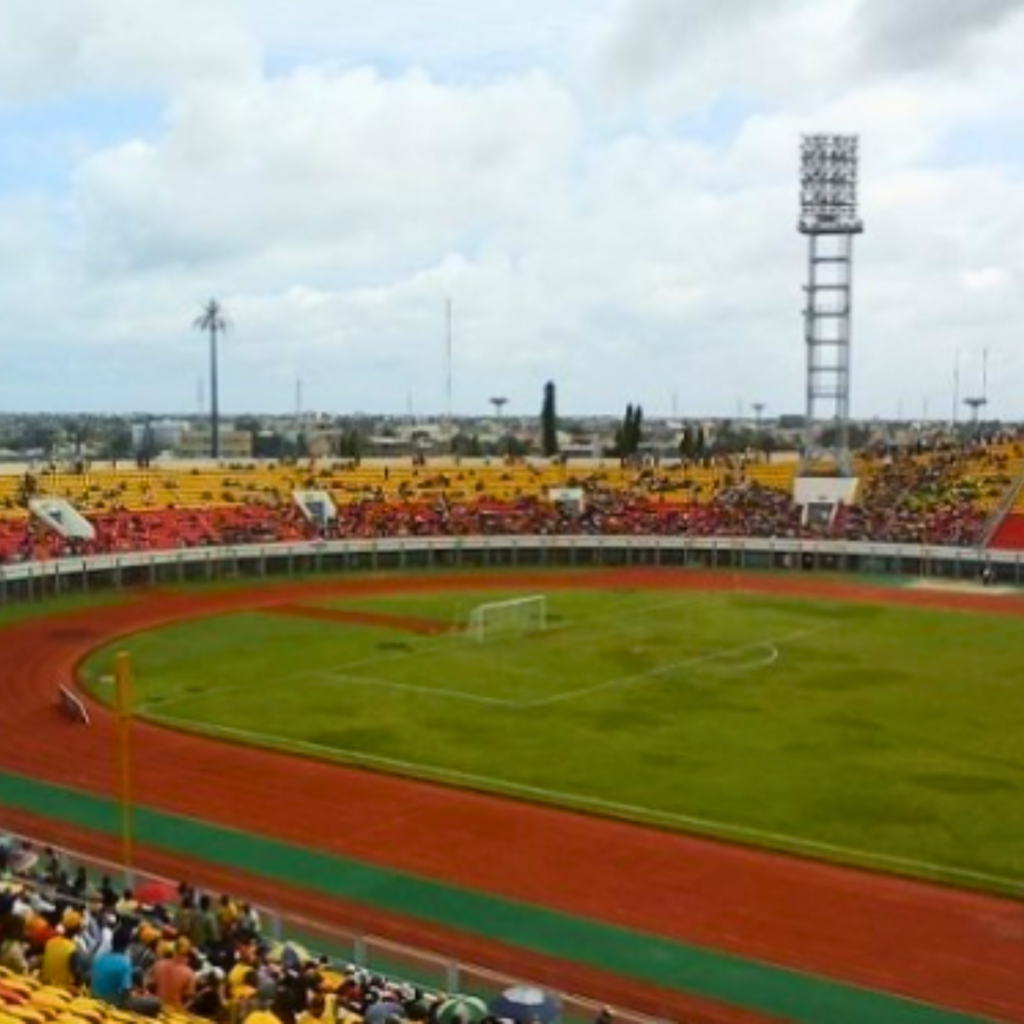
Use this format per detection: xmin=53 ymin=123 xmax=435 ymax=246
xmin=1 ymin=0 xmax=1022 ymax=419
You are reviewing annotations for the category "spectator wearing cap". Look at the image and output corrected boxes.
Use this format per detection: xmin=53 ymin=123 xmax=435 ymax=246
xmin=40 ymin=907 xmax=87 ymax=988
xmin=129 ymin=922 xmax=162 ymax=976
xmin=23 ymin=910 xmax=56 ymax=954
xmin=150 ymin=936 xmax=196 ymax=1009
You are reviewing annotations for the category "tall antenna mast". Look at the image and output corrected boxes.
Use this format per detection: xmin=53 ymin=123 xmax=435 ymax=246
xmin=446 ymin=298 xmax=453 ymax=434
xmin=952 ymin=349 xmax=960 ymax=425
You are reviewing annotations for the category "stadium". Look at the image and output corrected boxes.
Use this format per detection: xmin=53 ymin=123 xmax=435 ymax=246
xmin=3 ymin=5 xmax=1024 ymax=1024
xmin=2 ymin=444 xmax=1024 ymax=1024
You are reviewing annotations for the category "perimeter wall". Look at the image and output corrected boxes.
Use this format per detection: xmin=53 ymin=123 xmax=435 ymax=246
xmin=1 ymin=535 xmax=1021 ymax=604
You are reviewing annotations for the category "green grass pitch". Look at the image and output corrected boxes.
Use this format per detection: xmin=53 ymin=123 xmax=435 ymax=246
xmin=81 ymin=585 xmax=1024 ymax=889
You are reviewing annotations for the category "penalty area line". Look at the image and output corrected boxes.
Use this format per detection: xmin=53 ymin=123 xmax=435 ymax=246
xmin=302 ymin=670 xmax=521 ymax=707
xmin=522 ymin=624 xmax=829 ymax=709
xmin=141 ymin=713 xmax=1021 ymax=892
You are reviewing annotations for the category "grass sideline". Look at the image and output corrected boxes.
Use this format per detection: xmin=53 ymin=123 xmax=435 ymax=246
xmin=80 ymin=583 xmax=1024 ymax=891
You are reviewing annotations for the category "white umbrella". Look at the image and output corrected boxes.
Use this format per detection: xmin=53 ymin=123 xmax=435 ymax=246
xmin=489 ymin=986 xmax=561 ymax=1024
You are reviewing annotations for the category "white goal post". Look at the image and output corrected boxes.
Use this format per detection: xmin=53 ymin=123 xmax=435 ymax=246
xmin=467 ymin=595 xmax=547 ymax=642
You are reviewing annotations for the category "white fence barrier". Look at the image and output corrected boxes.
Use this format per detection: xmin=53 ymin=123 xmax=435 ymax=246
xmin=0 ymin=534 xmax=1021 ymax=604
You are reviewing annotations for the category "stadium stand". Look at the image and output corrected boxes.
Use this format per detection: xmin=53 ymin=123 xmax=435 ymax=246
xmin=0 ymin=838 xmax=577 ymax=1024
xmin=2 ymin=438 xmax=1024 ymax=563
xmin=985 ymin=445 xmax=1024 ymax=549
xmin=991 ymin=513 xmax=1024 ymax=550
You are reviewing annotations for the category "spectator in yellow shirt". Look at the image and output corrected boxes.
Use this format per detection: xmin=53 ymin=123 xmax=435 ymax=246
xmin=40 ymin=909 xmax=87 ymax=988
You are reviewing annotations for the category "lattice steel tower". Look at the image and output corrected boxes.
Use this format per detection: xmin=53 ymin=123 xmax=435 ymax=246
xmin=799 ymin=135 xmax=863 ymax=477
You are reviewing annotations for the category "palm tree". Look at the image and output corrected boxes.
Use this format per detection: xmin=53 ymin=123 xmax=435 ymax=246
xmin=193 ymin=299 xmax=228 ymax=459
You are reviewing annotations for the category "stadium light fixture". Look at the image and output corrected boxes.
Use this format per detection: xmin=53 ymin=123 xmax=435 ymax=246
xmin=798 ymin=134 xmax=864 ymax=479
xmin=799 ymin=135 xmax=863 ymax=236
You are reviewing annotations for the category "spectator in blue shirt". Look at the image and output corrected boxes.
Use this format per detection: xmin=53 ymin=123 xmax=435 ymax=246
xmin=91 ymin=926 xmax=161 ymax=1017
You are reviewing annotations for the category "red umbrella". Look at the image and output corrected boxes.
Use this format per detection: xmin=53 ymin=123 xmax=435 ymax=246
xmin=134 ymin=879 xmax=179 ymax=906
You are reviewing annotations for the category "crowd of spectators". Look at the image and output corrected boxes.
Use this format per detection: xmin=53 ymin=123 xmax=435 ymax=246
xmin=2 ymin=441 xmax=1022 ymax=564
xmin=0 ymin=507 xmax=317 ymax=565
xmin=1 ymin=839 xmax=562 ymax=1024
xmin=837 ymin=450 xmax=989 ymax=545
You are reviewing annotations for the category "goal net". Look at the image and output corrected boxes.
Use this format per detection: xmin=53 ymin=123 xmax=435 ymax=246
xmin=467 ymin=595 xmax=547 ymax=643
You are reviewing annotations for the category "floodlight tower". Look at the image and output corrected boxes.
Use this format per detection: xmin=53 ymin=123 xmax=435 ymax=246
xmin=963 ymin=348 xmax=990 ymax=434
xmin=799 ymin=134 xmax=864 ymax=476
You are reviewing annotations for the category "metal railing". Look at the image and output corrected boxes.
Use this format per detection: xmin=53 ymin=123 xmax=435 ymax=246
xmin=1 ymin=533 xmax=1022 ymax=606
xmin=0 ymin=828 xmax=668 ymax=1024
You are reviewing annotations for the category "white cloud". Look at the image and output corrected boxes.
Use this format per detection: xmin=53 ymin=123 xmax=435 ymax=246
xmin=74 ymin=66 xmax=580 ymax=277
xmin=0 ymin=0 xmax=1023 ymax=418
xmin=961 ymin=268 xmax=1012 ymax=293
xmin=0 ymin=0 xmax=258 ymax=104
xmin=590 ymin=0 xmax=859 ymax=116
xmin=854 ymin=0 xmax=1024 ymax=74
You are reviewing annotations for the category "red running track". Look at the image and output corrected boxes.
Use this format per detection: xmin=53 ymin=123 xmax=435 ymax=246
xmin=0 ymin=568 xmax=1022 ymax=1022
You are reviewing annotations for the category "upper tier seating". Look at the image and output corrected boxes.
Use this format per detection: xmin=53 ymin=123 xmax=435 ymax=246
xmin=1 ymin=441 xmax=1020 ymax=561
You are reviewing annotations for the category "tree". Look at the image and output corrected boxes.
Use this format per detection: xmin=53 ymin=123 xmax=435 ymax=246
xmin=503 ymin=434 xmax=530 ymax=458
xmin=679 ymin=423 xmax=696 ymax=460
xmin=193 ymin=299 xmax=228 ymax=460
xmin=615 ymin=403 xmax=632 ymax=456
xmin=451 ymin=432 xmax=482 ymax=457
xmin=337 ymin=428 xmax=363 ymax=459
xmin=136 ymin=422 xmax=158 ymax=467
xmin=540 ymin=381 xmax=559 ymax=456
xmin=616 ymin=403 xmax=644 ymax=457
xmin=105 ymin=422 xmax=133 ymax=464
xmin=695 ymin=424 xmax=707 ymax=460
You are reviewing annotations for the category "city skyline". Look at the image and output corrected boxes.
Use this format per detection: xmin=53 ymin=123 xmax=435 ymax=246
xmin=0 ymin=0 xmax=1022 ymax=417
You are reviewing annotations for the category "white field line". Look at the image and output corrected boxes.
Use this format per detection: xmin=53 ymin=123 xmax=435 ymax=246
xmin=327 ymin=591 xmax=762 ymax=697
xmin=137 ymin=690 xmax=241 ymax=715
xmin=520 ymin=625 xmax=828 ymax=709
xmin=303 ymin=671 xmax=519 ymax=707
xmin=706 ymin=643 xmax=780 ymax=673
xmin=144 ymin=627 xmax=802 ymax=717
xmin=149 ymin=615 xmax=809 ymax=715
xmin=133 ymin=591 xmax=738 ymax=714
xmin=141 ymin=711 xmax=1023 ymax=892
xmin=142 ymin=669 xmax=520 ymax=714
xmin=291 ymin=630 xmax=801 ymax=711
xmin=295 ymin=591 xmax=710 ymax=682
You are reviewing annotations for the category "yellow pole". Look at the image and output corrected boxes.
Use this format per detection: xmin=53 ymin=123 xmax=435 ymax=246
xmin=114 ymin=651 xmax=136 ymax=872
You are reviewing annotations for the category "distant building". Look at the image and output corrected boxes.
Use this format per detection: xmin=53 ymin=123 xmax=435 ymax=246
xmin=176 ymin=428 xmax=253 ymax=459
xmin=131 ymin=419 xmax=186 ymax=451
